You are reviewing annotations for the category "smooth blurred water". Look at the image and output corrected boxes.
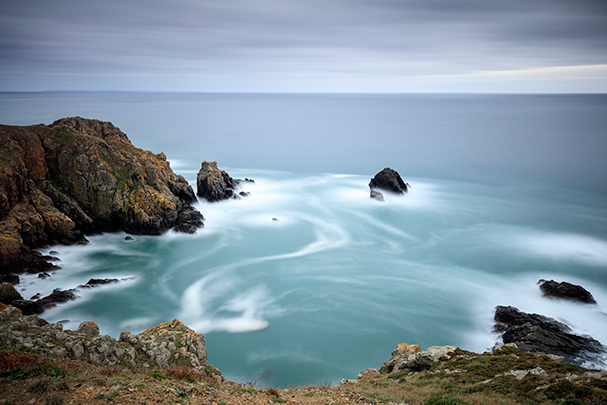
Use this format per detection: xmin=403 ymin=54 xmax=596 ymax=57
xmin=2 ymin=93 xmax=606 ymax=386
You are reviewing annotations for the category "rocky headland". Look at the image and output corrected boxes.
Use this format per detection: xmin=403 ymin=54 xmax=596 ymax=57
xmin=0 ymin=117 xmax=203 ymax=276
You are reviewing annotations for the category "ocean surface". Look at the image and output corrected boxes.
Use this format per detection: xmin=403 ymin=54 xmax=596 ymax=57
xmin=1 ymin=92 xmax=606 ymax=386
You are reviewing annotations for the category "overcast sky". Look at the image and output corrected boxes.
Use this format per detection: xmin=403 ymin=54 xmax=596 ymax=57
xmin=1 ymin=0 xmax=606 ymax=92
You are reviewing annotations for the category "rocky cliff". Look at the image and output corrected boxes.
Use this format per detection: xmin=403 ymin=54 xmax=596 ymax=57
xmin=0 ymin=117 xmax=202 ymax=274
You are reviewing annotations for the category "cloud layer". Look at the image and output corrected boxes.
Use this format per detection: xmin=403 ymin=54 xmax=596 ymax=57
xmin=1 ymin=0 xmax=606 ymax=92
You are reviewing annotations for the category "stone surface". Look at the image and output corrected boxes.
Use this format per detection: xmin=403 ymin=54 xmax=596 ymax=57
xmin=196 ymin=161 xmax=241 ymax=202
xmin=493 ymin=305 xmax=605 ymax=367
xmin=381 ymin=343 xmax=457 ymax=373
xmin=0 ymin=282 xmax=23 ymax=304
xmin=538 ymin=279 xmax=597 ymax=304
xmin=0 ymin=117 xmax=203 ymax=274
xmin=0 ymin=308 xmax=215 ymax=374
xmin=369 ymin=168 xmax=408 ymax=194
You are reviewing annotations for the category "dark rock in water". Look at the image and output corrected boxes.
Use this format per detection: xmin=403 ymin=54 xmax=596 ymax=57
xmin=30 ymin=293 xmax=41 ymax=300
xmin=0 ymin=283 xmax=23 ymax=304
xmin=538 ymin=279 xmax=597 ymax=304
xmin=11 ymin=299 xmax=43 ymax=315
xmin=0 ymin=273 xmax=20 ymax=284
xmin=494 ymin=305 xmax=605 ymax=367
xmin=173 ymin=206 xmax=204 ymax=233
xmin=125 ymin=236 xmax=134 ymax=241
xmin=369 ymin=168 xmax=408 ymax=194
xmin=36 ymin=288 xmax=78 ymax=311
xmin=80 ymin=278 xmax=121 ymax=288
xmin=370 ymin=190 xmax=384 ymax=201
xmin=38 ymin=272 xmax=51 ymax=279
xmin=196 ymin=161 xmax=241 ymax=202
xmin=49 ymin=250 xmax=59 ymax=255
xmin=239 ymin=191 xmax=250 ymax=197
xmin=244 ymin=178 xmax=255 ymax=183
xmin=272 ymin=217 xmax=278 ymax=221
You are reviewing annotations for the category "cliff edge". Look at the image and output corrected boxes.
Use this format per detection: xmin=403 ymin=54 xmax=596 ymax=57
xmin=0 ymin=117 xmax=202 ymax=274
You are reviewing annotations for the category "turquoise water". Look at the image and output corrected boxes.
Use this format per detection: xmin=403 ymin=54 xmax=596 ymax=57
xmin=2 ymin=93 xmax=607 ymax=386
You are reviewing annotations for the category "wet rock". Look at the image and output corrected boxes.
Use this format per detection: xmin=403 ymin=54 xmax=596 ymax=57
xmin=493 ymin=305 xmax=605 ymax=367
xmin=0 ymin=273 xmax=20 ymax=285
xmin=80 ymin=278 xmax=120 ymax=288
xmin=196 ymin=161 xmax=241 ymax=202
xmin=0 ymin=283 xmax=23 ymax=304
xmin=11 ymin=299 xmax=42 ymax=315
xmin=37 ymin=272 xmax=51 ymax=279
xmin=370 ymin=190 xmax=384 ymax=201
xmin=173 ymin=205 xmax=204 ymax=233
xmin=538 ymin=279 xmax=597 ymax=304
xmin=36 ymin=288 xmax=78 ymax=310
xmin=369 ymin=168 xmax=409 ymax=194
xmin=125 ymin=236 xmax=134 ymax=241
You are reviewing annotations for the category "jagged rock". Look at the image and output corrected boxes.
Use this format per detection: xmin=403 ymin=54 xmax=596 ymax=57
xmin=381 ymin=343 xmax=458 ymax=373
xmin=0 ymin=117 xmax=203 ymax=274
xmin=173 ymin=205 xmax=204 ymax=233
xmin=538 ymin=279 xmax=597 ymax=304
xmin=37 ymin=272 xmax=50 ymax=279
xmin=369 ymin=168 xmax=408 ymax=194
xmin=196 ymin=161 xmax=241 ymax=202
xmin=10 ymin=300 xmax=42 ymax=315
xmin=36 ymin=288 xmax=78 ymax=310
xmin=125 ymin=236 xmax=134 ymax=241
xmin=0 ymin=283 xmax=23 ymax=304
xmin=0 ymin=273 xmax=20 ymax=284
xmin=370 ymin=190 xmax=384 ymax=201
xmin=493 ymin=305 xmax=605 ymax=367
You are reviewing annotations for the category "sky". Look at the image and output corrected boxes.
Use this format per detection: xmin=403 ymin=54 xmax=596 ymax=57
xmin=1 ymin=0 xmax=606 ymax=93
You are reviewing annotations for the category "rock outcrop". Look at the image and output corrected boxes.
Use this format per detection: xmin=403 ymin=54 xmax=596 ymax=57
xmin=538 ymin=279 xmax=597 ymax=304
xmin=0 ymin=117 xmax=203 ymax=274
xmin=0 ymin=306 xmax=221 ymax=379
xmin=493 ymin=305 xmax=605 ymax=367
xmin=380 ymin=343 xmax=458 ymax=373
xmin=196 ymin=161 xmax=242 ymax=202
xmin=369 ymin=168 xmax=408 ymax=194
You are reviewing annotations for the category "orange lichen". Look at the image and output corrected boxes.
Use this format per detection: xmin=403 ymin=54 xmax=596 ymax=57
xmin=0 ymin=303 xmax=22 ymax=315
xmin=396 ymin=343 xmax=421 ymax=354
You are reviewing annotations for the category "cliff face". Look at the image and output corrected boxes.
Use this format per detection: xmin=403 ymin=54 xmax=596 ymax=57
xmin=0 ymin=117 xmax=202 ymax=273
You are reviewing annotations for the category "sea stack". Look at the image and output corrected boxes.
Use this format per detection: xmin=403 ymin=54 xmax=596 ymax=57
xmin=196 ymin=161 xmax=241 ymax=202
xmin=369 ymin=168 xmax=408 ymax=197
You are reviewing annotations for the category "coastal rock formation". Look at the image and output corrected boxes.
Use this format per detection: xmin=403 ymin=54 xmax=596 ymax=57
xmin=370 ymin=189 xmax=384 ymax=201
xmin=0 ymin=306 xmax=220 ymax=378
xmin=493 ymin=305 xmax=605 ymax=367
xmin=0 ymin=117 xmax=203 ymax=273
xmin=538 ymin=279 xmax=597 ymax=304
xmin=196 ymin=161 xmax=242 ymax=202
xmin=380 ymin=343 xmax=458 ymax=373
xmin=369 ymin=168 xmax=408 ymax=194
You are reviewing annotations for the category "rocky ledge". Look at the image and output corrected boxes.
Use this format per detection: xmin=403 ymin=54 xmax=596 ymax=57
xmin=493 ymin=305 xmax=605 ymax=368
xmin=538 ymin=279 xmax=597 ymax=304
xmin=0 ymin=117 xmax=203 ymax=274
xmin=0 ymin=305 xmax=222 ymax=381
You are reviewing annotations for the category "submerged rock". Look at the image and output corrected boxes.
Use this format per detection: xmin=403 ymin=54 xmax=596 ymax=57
xmin=538 ymin=279 xmax=597 ymax=304
xmin=493 ymin=305 xmax=605 ymax=367
xmin=370 ymin=189 xmax=384 ymax=201
xmin=369 ymin=168 xmax=408 ymax=194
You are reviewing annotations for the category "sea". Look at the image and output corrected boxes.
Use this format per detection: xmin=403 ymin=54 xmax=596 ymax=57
xmin=1 ymin=92 xmax=606 ymax=386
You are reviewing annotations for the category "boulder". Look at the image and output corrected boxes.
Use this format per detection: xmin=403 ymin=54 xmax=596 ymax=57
xmin=196 ymin=161 xmax=241 ymax=202
xmin=369 ymin=168 xmax=408 ymax=194
xmin=77 ymin=321 xmax=100 ymax=336
xmin=381 ymin=343 xmax=457 ymax=373
xmin=0 ymin=283 xmax=23 ymax=304
xmin=538 ymin=279 xmax=597 ymax=304
xmin=173 ymin=205 xmax=204 ymax=233
xmin=493 ymin=305 xmax=605 ymax=367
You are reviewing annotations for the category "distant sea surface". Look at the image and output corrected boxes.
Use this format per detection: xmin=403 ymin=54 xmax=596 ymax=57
xmin=1 ymin=92 xmax=606 ymax=386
